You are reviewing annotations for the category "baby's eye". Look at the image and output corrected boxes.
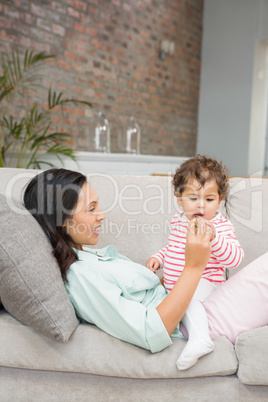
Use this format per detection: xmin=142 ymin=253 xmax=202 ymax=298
xmin=189 ymin=197 xmax=197 ymax=201
xmin=206 ymin=198 xmax=214 ymax=202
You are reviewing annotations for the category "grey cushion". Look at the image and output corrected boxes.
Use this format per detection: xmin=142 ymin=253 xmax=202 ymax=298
xmin=0 ymin=310 xmax=238 ymax=379
xmin=236 ymin=326 xmax=268 ymax=385
xmin=0 ymin=194 xmax=79 ymax=342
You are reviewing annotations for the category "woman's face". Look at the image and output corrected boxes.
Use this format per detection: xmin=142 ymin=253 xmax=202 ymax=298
xmin=65 ymin=182 xmax=105 ymax=249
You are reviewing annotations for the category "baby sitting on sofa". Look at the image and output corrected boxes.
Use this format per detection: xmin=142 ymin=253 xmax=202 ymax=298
xmin=147 ymin=155 xmax=244 ymax=370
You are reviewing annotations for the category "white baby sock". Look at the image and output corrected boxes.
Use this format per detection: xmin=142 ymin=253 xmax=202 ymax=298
xmin=176 ymin=279 xmax=216 ymax=371
xmin=176 ymin=338 xmax=214 ymax=370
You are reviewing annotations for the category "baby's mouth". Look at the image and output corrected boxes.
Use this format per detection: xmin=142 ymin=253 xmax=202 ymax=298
xmin=193 ymin=213 xmax=204 ymax=218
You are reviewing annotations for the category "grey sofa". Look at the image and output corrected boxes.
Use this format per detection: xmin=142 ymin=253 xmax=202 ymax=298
xmin=0 ymin=167 xmax=268 ymax=402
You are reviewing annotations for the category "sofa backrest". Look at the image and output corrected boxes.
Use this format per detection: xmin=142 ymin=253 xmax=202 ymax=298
xmin=0 ymin=168 xmax=267 ymax=271
xmin=227 ymin=176 xmax=268 ymax=273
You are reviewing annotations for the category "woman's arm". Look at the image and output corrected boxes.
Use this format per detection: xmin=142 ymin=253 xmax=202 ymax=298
xmin=156 ymin=218 xmax=212 ymax=335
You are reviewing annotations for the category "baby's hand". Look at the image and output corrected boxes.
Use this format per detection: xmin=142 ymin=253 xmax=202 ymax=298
xmin=205 ymin=221 xmax=216 ymax=241
xmin=146 ymin=257 xmax=160 ymax=273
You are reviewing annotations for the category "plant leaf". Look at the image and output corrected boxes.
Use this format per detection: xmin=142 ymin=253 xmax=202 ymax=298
xmin=47 ymin=88 xmax=93 ymax=110
xmin=0 ymin=49 xmax=55 ymax=103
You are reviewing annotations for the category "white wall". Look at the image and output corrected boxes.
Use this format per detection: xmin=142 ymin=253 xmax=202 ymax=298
xmin=197 ymin=0 xmax=268 ymax=176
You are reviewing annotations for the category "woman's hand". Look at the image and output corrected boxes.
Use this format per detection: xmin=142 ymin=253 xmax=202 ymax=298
xmin=146 ymin=257 xmax=160 ymax=273
xmin=185 ymin=218 xmax=212 ymax=269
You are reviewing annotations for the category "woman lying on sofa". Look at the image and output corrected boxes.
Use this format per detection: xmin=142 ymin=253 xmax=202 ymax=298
xmin=23 ymin=168 xmax=266 ymax=357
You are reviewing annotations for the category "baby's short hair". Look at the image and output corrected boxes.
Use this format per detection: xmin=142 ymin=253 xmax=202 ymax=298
xmin=172 ymin=154 xmax=229 ymax=199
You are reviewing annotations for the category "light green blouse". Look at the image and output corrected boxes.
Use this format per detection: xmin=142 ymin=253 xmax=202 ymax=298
xmin=65 ymin=245 xmax=183 ymax=353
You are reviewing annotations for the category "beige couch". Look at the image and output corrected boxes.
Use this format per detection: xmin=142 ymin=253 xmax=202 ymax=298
xmin=0 ymin=167 xmax=268 ymax=402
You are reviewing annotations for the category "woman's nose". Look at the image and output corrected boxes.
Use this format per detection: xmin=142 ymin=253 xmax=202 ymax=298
xmin=97 ymin=209 xmax=105 ymax=221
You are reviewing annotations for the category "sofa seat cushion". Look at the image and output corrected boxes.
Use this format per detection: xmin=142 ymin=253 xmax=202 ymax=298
xmin=0 ymin=311 xmax=237 ymax=379
xmin=0 ymin=194 xmax=79 ymax=342
xmin=236 ymin=326 xmax=268 ymax=385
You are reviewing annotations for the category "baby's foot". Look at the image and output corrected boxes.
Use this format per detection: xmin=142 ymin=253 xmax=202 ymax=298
xmin=176 ymin=339 xmax=214 ymax=371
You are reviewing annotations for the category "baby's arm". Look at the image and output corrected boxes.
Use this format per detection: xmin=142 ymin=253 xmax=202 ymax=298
xmin=210 ymin=220 xmax=244 ymax=268
xmin=146 ymin=213 xmax=179 ymax=273
xmin=204 ymin=220 xmax=216 ymax=241
xmin=146 ymin=246 xmax=167 ymax=273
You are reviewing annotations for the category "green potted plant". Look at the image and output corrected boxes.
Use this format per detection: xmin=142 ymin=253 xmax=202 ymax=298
xmin=0 ymin=49 xmax=92 ymax=168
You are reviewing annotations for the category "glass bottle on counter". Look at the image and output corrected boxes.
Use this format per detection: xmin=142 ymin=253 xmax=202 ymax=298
xmin=125 ymin=116 xmax=141 ymax=154
xmin=94 ymin=111 xmax=110 ymax=153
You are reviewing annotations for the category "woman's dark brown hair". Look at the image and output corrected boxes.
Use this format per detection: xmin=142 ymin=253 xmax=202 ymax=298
xmin=172 ymin=154 xmax=229 ymax=211
xmin=23 ymin=168 xmax=87 ymax=282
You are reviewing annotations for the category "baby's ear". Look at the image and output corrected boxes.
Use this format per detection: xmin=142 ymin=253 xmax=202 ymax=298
xmin=218 ymin=196 xmax=225 ymax=207
xmin=176 ymin=194 xmax=183 ymax=206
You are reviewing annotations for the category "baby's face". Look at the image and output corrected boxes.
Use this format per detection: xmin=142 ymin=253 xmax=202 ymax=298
xmin=177 ymin=179 xmax=222 ymax=221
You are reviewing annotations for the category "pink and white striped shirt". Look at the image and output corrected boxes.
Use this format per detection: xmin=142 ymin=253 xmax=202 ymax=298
xmin=153 ymin=212 xmax=244 ymax=291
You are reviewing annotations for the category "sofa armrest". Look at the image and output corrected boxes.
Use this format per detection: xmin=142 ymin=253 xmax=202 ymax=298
xmin=235 ymin=326 xmax=268 ymax=385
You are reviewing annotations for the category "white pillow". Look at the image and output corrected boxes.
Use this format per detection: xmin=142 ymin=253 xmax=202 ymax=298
xmin=203 ymin=252 xmax=268 ymax=344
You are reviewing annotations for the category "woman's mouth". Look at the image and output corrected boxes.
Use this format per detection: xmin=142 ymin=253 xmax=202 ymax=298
xmin=92 ymin=226 xmax=100 ymax=235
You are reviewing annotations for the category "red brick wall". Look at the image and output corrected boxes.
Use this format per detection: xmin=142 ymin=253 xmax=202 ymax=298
xmin=0 ymin=0 xmax=203 ymax=156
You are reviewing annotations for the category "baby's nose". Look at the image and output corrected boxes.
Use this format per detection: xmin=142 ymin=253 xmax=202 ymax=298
xmin=198 ymin=199 xmax=205 ymax=208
